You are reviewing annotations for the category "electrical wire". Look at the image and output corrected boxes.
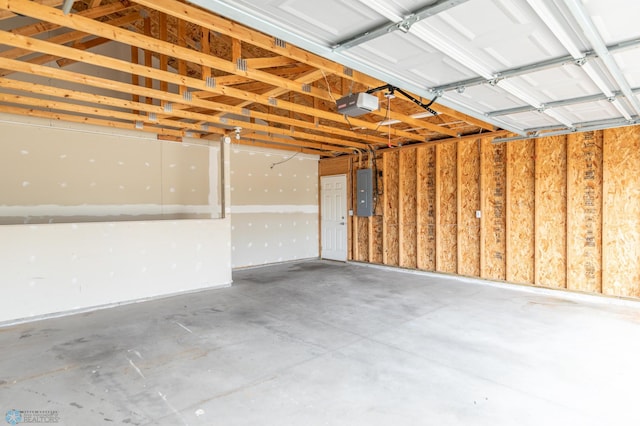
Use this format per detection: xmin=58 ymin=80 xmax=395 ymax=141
xmin=373 ymin=93 xmax=392 ymax=133
xmin=321 ymin=70 xmax=336 ymax=102
xmin=270 ymin=151 xmax=300 ymax=169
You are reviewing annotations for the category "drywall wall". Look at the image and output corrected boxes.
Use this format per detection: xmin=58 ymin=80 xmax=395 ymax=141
xmin=0 ymin=114 xmax=222 ymax=224
xmin=0 ymin=219 xmax=231 ymax=323
xmin=323 ymin=126 xmax=640 ymax=298
xmin=0 ymin=113 xmax=231 ymax=323
xmin=230 ymin=144 xmax=319 ymax=268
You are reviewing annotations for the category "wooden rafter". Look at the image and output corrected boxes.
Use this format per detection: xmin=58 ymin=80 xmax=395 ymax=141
xmin=129 ymin=0 xmax=466 ymax=136
xmin=0 ymin=0 xmax=459 ymax=139
xmin=0 ymin=30 xmax=406 ymax=146
xmin=0 ymin=0 xmax=497 ymax=155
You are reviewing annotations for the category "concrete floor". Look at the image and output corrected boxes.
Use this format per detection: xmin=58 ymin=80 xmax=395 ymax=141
xmin=2 ymin=260 xmax=640 ymax=426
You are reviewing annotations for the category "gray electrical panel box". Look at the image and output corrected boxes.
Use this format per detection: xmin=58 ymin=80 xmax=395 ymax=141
xmin=356 ymin=168 xmax=374 ymax=217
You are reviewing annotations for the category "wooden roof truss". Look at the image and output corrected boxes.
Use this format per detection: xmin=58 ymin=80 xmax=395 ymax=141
xmin=0 ymin=0 xmax=497 ymax=156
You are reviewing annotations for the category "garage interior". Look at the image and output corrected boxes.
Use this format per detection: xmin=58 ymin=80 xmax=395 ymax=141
xmin=1 ymin=0 xmax=640 ymax=424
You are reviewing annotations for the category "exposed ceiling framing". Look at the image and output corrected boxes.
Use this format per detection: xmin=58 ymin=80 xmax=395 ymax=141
xmin=193 ymin=0 xmax=640 ymax=144
xmin=0 ymin=0 xmax=497 ymax=157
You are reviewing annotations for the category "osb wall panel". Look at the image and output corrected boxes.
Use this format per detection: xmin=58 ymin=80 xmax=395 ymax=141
xmin=506 ymin=140 xmax=535 ymax=284
xmin=383 ymin=151 xmax=400 ymax=266
xmin=603 ymin=127 xmax=640 ymax=297
xmin=436 ymin=143 xmax=457 ymax=273
xmin=535 ymin=135 xmax=567 ymax=288
xmin=355 ymin=215 xmax=369 ymax=262
xmin=567 ymin=132 xmax=603 ymax=293
xmin=371 ymin=215 xmax=384 ymax=264
xmin=481 ymin=139 xmax=506 ymax=280
xmin=319 ymin=124 xmax=640 ymax=299
xmin=457 ymin=139 xmax=481 ymax=277
xmin=319 ymin=156 xmax=350 ymax=176
xmin=371 ymin=156 xmax=384 ymax=264
xmin=417 ymin=146 xmax=436 ymax=270
xmin=399 ymin=149 xmax=417 ymax=268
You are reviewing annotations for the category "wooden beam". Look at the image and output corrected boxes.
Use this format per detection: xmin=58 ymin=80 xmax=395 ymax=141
xmin=243 ymin=132 xmax=354 ymax=154
xmin=159 ymin=12 xmax=168 ymax=94
xmin=231 ymin=37 xmax=241 ymax=62
xmin=0 ymin=0 xmax=458 ymax=139
xmin=131 ymin=45 xmax=140 ymax=110
xmin=1 ymin=12 xmax=141 ymax=62
xmin=56 ymin=36 xmax=111 ymax=68
xmin=0 ymin=104 xmax=188 ymax=138
xmin=245 ymin=56 xmax=298 ymax=69
xmin=0 ymin=0 xmax=335 ymax=102
xmin=177 ymin=17 xmax=187 ymax=97
xmin=0 ymin=92 xmax=213 ymax=134
xmin=0 ymin=32 xmax=388 ymax=147
xmin=209 ymin=68 xmax=324 ymax=119
xmin=0 ymin=54 xmax=372 ymax=151
xmin=201 ymin=27 xmax=211 ymax=81
xmin=144 ymin=16 xmax=153 ymax=104
xmin=230 ymin=139 xmax=331 ymax=157
xmin=9 ymin=2 xmax=135 ymax=37
xmin=0 ymin=77 xmax=229 ymax=134
xmin=130 ymin=0 xmax=381 ymax=87
xmin=130 ymin=0 xmax=468 ymax=137
xmin=0 ymin=0 xmax=60 ymax=20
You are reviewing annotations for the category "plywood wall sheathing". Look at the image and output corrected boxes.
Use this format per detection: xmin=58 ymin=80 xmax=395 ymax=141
xmin=505 ymin=140 xmax=535 ymax=284
xmin=383 ymin=151 xmax=400 ymax=266
xmin=457 ymin=139 xmax=481 ymax=277
xmin=567 ymin=132 xmax=603 ymax=293
xmin=417 ymin=146 xmax=437 ymax=270
xmin=371 ymin=158 xmax=384 ymax=264
xmin=603 ymin=127 xmax=640 ymax=297
xmin=535 ymin=136 xmax=567 ymax=288
xmin=355 ymin=214 xmax=369 ymax=262
xmin=399 ymin=149 xmax=418 ymax=268
xmin=436 ymin=143 xmax=457 ymax=273
xmin=319 ymin=156 xmax=350 ymax=176
xmin=480 ymin=139 xmax=506 ymax=280
xmin=319 ymin=124 xmax=640 ymax=298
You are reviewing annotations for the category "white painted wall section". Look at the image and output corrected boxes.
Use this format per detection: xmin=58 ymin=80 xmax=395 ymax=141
xmin=0 ymin=113 xmax=232 ymax=324
xmin=230 ymin=145 xmax=319 ymax=268
xmin=0 ymin=219 xmax=231 ymax=323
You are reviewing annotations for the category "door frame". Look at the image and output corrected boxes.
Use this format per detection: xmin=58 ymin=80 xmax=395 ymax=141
xmin=320 ymin=174 xmax=349 ymax=261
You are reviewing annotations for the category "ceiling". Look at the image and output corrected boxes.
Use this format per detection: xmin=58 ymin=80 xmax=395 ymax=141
xmin=192 ymin=0 xmax=640 ymax=142
xmin=0 ymin=0 xmax=638 ymax=155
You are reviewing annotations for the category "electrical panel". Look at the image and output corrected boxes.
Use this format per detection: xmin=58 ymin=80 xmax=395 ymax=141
xmin=356 ymin=168 xmax=374 ymax=217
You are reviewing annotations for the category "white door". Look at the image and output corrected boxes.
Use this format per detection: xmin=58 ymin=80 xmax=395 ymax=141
xmin=321 ymin=174 xmax=348 ymax=261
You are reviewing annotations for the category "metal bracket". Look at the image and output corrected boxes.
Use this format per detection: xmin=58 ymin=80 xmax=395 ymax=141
xmin=236 ymin=58 xmax=247 ymax=72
